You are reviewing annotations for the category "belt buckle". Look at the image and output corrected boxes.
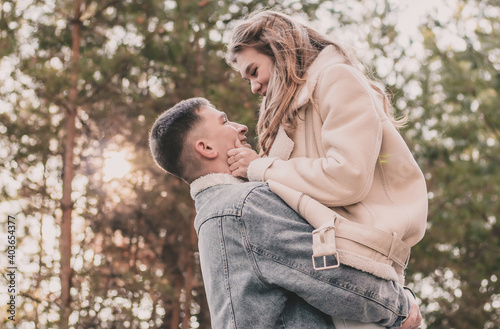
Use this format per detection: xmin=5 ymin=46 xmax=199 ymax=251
xmin=312 ymin=252 xmax=340 ymax=271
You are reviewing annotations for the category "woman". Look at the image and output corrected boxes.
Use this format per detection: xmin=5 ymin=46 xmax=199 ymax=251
xmin=225 ymin=10 xmax=427 ymax=328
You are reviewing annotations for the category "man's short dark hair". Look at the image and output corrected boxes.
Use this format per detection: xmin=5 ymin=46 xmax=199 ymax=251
xmin=149 ymin=97 xmax=210 ymax=181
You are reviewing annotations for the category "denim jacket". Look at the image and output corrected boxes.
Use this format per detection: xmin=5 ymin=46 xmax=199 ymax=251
xmin=191 ymin=174 xmax=410 ymax=329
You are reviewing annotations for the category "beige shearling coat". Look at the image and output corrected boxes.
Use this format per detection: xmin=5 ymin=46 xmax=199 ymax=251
xmin=247 ymin=45 xmax=428 ymax=284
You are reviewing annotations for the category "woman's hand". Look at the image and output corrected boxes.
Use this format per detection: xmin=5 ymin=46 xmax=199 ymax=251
xmin=227 ymin=139 xmax=260 ymax=179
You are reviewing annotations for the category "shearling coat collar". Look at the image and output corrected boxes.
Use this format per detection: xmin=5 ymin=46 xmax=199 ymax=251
xmin=266 ymin=45 xmax=348 ymax=161
xmin=289 ymin=45 xmax=348 ymax=111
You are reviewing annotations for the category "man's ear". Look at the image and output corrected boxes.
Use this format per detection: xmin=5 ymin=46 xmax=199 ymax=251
xmin=194 ymin=139 xmax=219 ymax=159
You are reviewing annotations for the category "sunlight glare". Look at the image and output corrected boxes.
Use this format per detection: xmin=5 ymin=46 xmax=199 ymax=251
xmin=103 ymin=151 xmax=131 ymax=182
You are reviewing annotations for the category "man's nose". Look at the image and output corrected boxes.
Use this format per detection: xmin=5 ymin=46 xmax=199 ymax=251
xmin=237 ymin=124 xmax=248 ymax=134
xmin=229 ymin=122 xmax=248 ymax=134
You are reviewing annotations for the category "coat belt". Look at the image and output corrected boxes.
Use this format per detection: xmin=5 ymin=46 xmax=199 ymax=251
xmin=267 ymin=180 xmax=411 ymax=271
xmin=312 ymin=216 xmax=410 ymax=270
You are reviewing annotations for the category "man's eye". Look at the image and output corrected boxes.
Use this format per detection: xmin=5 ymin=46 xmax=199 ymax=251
xmin=251 ymin=68 xmax=257 ymax=76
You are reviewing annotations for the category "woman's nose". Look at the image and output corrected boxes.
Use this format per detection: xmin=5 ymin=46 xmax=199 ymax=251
xmin=250 ymin=80 xmax=260 ymax=94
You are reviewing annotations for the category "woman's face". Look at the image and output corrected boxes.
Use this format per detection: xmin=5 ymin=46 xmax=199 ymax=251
xmin=235 ymin=47 xmax=274 ymax=96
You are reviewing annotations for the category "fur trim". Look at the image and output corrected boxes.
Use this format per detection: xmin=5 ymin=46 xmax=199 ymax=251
xmin=190 ymin=173 xmax=245 ymax=199
xmin=291 ymin=84 xmax=311 ymax=111
xmin=247 ymin=157 xmax=278 ymax=182
xmin=268 ymin=126 xmax=295 ymax=160
xmin=290 ymin=45 xmax=348 ymax=111
xmin=248 ymin=126 xmax=294 ymax=181
xmin=337 ymin=249 xmax=402 ymax=284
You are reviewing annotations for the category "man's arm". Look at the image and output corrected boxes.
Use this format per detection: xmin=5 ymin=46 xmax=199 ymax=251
xmin=197 ymin=209 xmax=335 ymax=329
xmin=398 ymin=289 xmax=422 ymax=329
xmin=238 ymin=185 xmax=412 ymax=328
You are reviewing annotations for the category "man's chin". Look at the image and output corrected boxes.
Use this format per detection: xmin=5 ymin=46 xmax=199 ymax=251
xmin=240 ymin=141 xmax=252 ymax=149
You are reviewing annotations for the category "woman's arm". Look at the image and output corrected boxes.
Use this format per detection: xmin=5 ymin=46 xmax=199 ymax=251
xmin=248 ymin=64 xmax=384 ymax=207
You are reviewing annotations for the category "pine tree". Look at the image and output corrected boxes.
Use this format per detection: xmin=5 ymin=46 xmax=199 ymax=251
xmin=0 ymin=0 xmax=326 ymax=327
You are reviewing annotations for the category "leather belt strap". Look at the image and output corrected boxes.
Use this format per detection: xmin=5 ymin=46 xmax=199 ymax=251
xmin=335 ymin=216 xmax=410 ymax=268
xmin=312 ymin=220 xmax=340 ymax=270
xmin=266 ymin=180 xmax=411 ymax=271
xmin=312 ymin=216 xmax=411 ymax=269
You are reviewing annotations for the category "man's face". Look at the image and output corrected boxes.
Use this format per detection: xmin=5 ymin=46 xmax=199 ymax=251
xmin=198 ymin=105 xmax=249 ymax=160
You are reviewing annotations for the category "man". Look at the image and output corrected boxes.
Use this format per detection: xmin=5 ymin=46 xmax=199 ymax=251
xmin=149 ymin=97 xmax=422 ymax=329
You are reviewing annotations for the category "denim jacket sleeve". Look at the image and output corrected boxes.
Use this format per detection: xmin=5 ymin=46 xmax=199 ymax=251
xmin=195 ymin=183 xmax=411 ymax=328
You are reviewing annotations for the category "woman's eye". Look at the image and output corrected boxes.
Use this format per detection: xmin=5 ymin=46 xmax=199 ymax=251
xmin=251 ymin=68 xmax=257 ymax=76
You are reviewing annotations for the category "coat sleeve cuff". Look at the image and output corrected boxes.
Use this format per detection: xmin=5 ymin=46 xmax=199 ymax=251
xmin=247 ymin=157 xmax=278 ymax=182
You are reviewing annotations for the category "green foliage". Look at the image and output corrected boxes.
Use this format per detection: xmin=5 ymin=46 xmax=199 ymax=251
xmin=0 ymin=0 xmax=329 ymax=327
xmin=1 ymin=0 xmax=499 ymax=328
xmin=391 ymin=1 xmax=500 ymax=328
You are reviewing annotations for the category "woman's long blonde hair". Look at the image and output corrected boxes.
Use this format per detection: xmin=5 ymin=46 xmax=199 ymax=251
xmin=226 ymin=10 xmax=403 ymax=155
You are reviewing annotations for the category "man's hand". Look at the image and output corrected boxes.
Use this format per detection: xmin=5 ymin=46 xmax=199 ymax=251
xmin=227 ymin=139 xmax=260 ymax=179
xmin=398 ymin=289 xmax=422 ymax=329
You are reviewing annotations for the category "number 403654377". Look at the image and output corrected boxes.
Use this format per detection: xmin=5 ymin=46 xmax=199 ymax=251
xmin=8 ymin=215 xmax=16 ymax=235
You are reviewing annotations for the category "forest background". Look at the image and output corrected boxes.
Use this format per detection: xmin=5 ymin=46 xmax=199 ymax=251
xmin=0 ymin=0 xmax=499 ymax=328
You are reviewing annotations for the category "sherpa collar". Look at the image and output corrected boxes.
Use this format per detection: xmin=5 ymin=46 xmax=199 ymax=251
xmin=288 ymin=45 xmax=347 ymax=111
xmin=261 ymin=46 xmax=346 ymax=158
xmin=268 ymin=125 xmax=294 ymax=160
xmin=190 ymin=173 xmax=245 ymax=199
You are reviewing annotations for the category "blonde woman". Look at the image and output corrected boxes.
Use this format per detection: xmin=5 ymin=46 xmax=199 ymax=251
xmin=226 ymin=10 xmax=427 ymax=329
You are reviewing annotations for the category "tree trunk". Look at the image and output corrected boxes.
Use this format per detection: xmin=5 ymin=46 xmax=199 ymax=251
xmin=59 ymin=0 xmax=82 ymax=327
xmin=180 ymin=13 xmax=204 ymax=327
xmin=170 ymin=275 xmax=182 ymax=329
xmin=181 ymin=213 xmax=197 ymax=329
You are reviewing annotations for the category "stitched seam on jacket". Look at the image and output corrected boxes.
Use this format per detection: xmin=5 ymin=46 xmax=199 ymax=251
xmin=250 ymin=244 xmax=405 ymax=316
xmin=317 ymin=66 xmax=383 ymax=206
xmin=194 ymin=182 xmax=264 ymax=234
xmin=236 ymin=185 xmax=277 ymax=288
xmin=376 ymin=155 xmax=412 ymax=237
xmin=218 ymin=217 xmax=237 ymax=328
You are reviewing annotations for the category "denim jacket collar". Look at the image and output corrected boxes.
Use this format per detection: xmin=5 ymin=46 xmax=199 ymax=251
xmin=190 ymin=173 xmax=245 ymax=199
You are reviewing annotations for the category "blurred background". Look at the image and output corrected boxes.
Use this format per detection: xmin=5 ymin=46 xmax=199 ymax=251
xmin=0 ymin=0 xmax=498 ymax=328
